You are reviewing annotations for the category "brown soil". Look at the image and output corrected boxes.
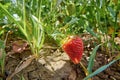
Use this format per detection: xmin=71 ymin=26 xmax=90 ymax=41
xmin=1 ymin=34 xmax=120 ymax=80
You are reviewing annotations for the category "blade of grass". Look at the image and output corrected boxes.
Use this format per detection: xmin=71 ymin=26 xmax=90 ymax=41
xmin=0 ymin=3 xmax=27 ymax=37
xmin=23 ymin=0 xmax=26 ymax=32
xmin=21 ymin=75 xmax=25 ymax=80
xmin=0 ymin=32 xmax=8 ymax=74
xmin=84 ymin=58 xmax=120 ymax=80
xmin=0 ymin=40 xmax=6 ymax=74
xmin=86 ymin=27 xmax=98 ymax=38
xmin=60 ymin=18 xmax=79 ymax=30
xmin=38 ymin=0 xmax=42 ymax=21
xmin=31 ymin=15 xmax=44 ymax=53
xmin=87 ymin=44 xmax=101 ymax=74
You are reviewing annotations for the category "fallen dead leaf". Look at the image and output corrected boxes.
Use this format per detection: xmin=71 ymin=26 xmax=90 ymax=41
xmin=6 ymin=55 xmax=36 ymax=80
xmin=12 ymin=40 xmax=28 ymax=53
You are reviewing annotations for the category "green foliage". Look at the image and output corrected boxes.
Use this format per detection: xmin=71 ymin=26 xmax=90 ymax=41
xmin=20 ymin=75 xmax=25 ymax=80
xmin=84 ymin=44 xmax=120 ymax=79
xmin=87 ymin=44 xmax=101 ymax=74
xmin=84 ymin=58 xmax=120 ymax=80
xmin=0 ymin=40 xmax=6 ymax=74
xmin=0 ymin=0 xmax=120 ymax=79
xmin=0 ymin=0 xmax=44 ymax=56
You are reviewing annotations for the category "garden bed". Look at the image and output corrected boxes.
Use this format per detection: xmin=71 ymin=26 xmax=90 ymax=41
xmin=4 ymin=34 xmax=120 ymax=80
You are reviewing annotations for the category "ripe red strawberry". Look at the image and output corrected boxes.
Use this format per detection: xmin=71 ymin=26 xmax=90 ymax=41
xmin=62 ymin=36 xmax=84 ymax=64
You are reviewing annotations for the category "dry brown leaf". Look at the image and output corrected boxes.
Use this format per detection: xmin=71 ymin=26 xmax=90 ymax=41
xmin=6 ymin=55 xmax=36 ymax=80
xmin=12 ymin=40 xmax=28 ymax=53
xmin=6 ymin=40 xmax=28 ymax=56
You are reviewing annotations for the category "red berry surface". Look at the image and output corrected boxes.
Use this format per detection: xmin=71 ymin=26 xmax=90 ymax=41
xmin=62 ymin=36 xmax=84 ymax=64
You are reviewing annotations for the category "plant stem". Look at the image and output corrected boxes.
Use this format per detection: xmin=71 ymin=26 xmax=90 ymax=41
xmin=80 ymin=62 xmax=92 ymax=80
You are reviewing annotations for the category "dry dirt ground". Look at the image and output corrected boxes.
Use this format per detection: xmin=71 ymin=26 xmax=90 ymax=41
xmin=1 ymin=34 xmax=120 ymax=80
